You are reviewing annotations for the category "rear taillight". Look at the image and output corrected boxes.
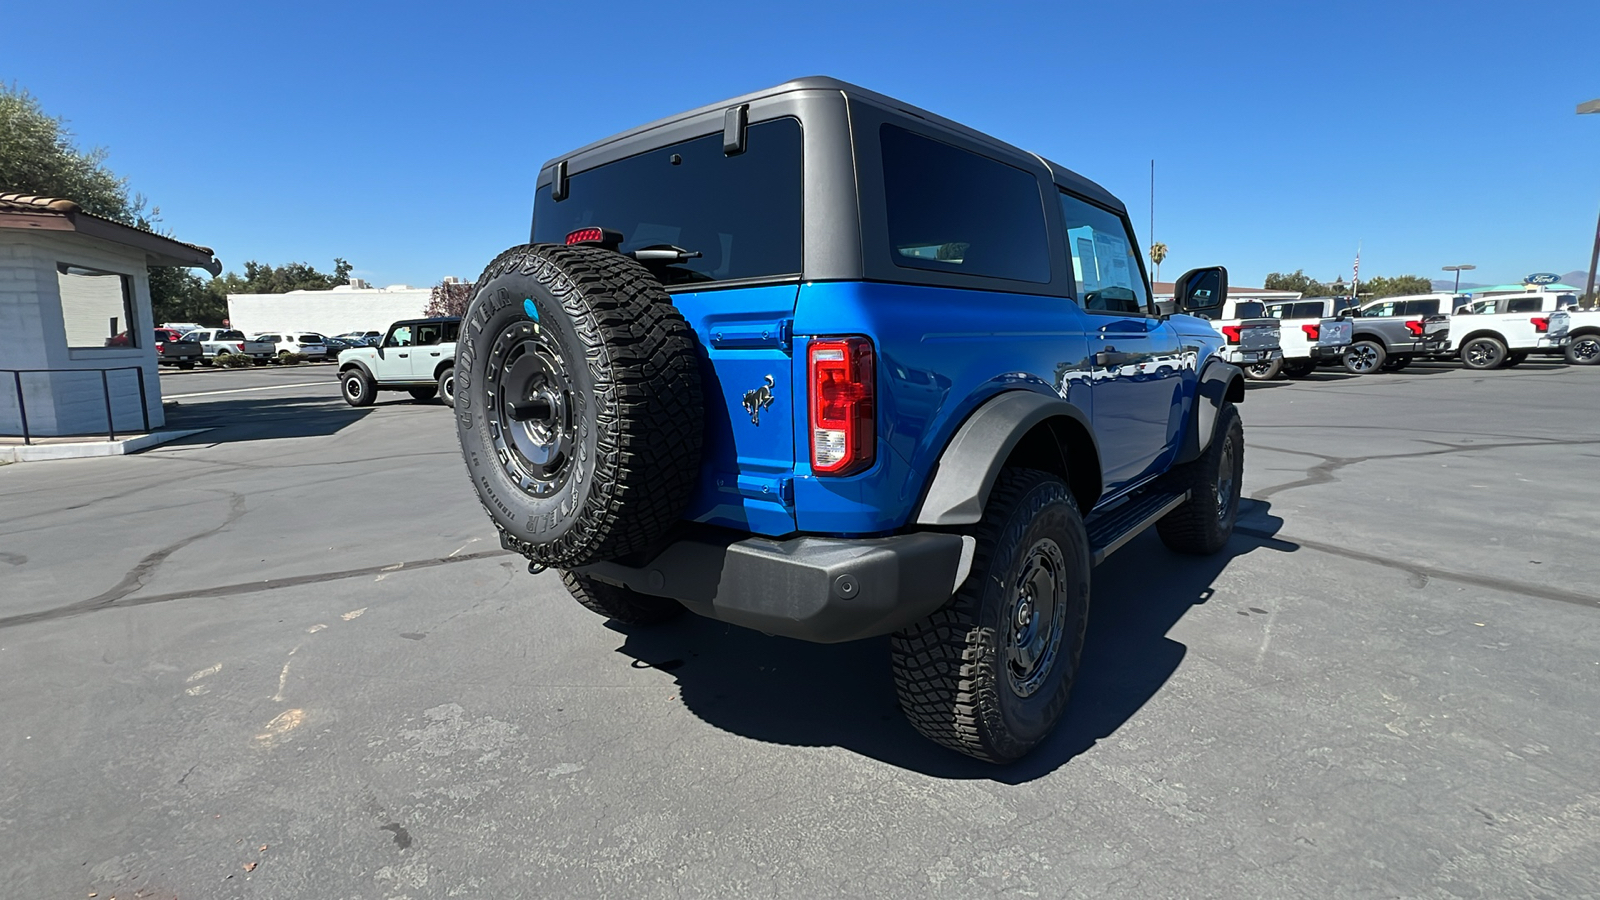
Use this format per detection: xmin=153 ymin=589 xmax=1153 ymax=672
xmin=1531 ymin=317 xmax=1550 ymax=333
xmin=1301 ymin=324 xmax=1320 ymax=340
xmin=809 ymin=337 xmax=875 ymax=476
xmin=1404 ymin=320 xmax=1425 ymax=337
xmin=1221 ymin=325 xmax=1242 ymax=344
xmin=235 ymin=343 xmax=244 ymax=351
xmin=566 ymin=227 xmax=604 ymax=244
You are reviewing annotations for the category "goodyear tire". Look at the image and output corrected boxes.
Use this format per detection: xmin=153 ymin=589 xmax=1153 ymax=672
xmin=891 ymin=469 xmax=1090 ymax=764
xmin=456 ymin=244 xmax=703 ymax=568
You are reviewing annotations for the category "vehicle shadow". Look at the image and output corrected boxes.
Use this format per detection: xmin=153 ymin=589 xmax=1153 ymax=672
xmin=610 ymin=499 xmax=1293 ymax=783
xmin=163 ymin=395 xmax=375 ymax=443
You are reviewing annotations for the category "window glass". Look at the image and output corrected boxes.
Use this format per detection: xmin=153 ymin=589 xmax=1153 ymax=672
xmin=882 ymin=125 xmax=1051 ymax=284
xmin=533 ymin=118 xmax=802 ymax=287
xmin=443 ymin=321 xmax=460 ymax=342
xmin=415 ymin=323 xmax=442 ymax=346
xmin=1400 ymin=299 xmax=1440 ymax=316
xmin=1365 ymin=302 xmax=1396 ymax=318
xmin=1297 ymin=301 xmax=1325 ymax=318
xmin=58 ymin=263 xmax=137 ymax=349
xmin=1057 ymin=192 xmax=1148 ymax=312
xmin=1233 ymin=301 xmax=1266 ymax=319
xmin=298 ymin=334 xmax=320 ymax=343
xmin=1505 ymin=296 xmax=1542 ymax=313
xmin=386 ymin=326 xmax=412 ymax=347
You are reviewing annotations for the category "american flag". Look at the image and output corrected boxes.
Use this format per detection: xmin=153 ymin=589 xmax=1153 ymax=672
xmin=1352 ymin=244 xmax=1361 ymax=295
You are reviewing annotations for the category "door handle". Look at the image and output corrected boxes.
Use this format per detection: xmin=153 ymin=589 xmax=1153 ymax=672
xmin=430 ymin=352 xmax=441 ymax=356
xmin=1095 ymin=350 xmax=1138 ymax=367
xmin=398 ymin=352 xmax=409 ymax=357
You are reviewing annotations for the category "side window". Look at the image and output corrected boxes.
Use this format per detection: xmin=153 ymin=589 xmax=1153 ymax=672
xmin=1505 ymin=297 xmax=1541 ymax=313
xmin=415 ymin=323 xmax=442 ymax=346
xmin=385 ymin=325 xmax=413 ymax=347
xmin=1297 ymin=302 xmax=1324 ymax=318
xmin=1402 ymin=299 xmax=1440 ymax=316
xmin=1265 ymin=304 xmax=1288 ymax=319
xmin=442 ymin=321 xmax=460 ymax=342
xmin=1058 ymin=191 xmax=1149 ymax=314
xmin=1366 ymin=302 xmax=1396 ymax=318
xmin=880 ymin=125 xmax=1051 ymax=284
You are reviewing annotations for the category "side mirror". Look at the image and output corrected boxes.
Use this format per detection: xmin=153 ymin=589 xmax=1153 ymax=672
xmin=1174 ymin=266 xmax=1228 ymax=314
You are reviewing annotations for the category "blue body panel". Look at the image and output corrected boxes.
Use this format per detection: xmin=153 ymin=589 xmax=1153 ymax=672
xmin=674 ymin=280 xmax=1225 ymax=539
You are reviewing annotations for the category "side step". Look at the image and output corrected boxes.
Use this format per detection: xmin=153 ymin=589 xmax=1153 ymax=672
xmin=1084 ymin=489 xmax=1190 ymax=566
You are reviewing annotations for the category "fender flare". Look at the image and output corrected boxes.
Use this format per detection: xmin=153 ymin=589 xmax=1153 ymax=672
xmin=432 ymin=357 xmax=456 ymax=381
xmin=1176 ymin=359 xmax=1244 ymax=465
xmin=913 ymin=391 xmax=1099 ymax=526
xmin=339 ymin=359 xmax=376 ymax=382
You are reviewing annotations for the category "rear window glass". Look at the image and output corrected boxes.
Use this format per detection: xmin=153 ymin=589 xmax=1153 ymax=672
xmin=298 ymin=334 xmax=320 ymax=342
xmin=1234 ymin=302 xmax=1266 ymax=318
xmin=218 ymin=330 xmax=244 ymax=340
xmin=1401 ymin=299 xmax=1440 ymax=316
xmin=532 ymin=118 xmax=802 ymax=287
xmin=881 ymin=125 xmax=1050 ymax=284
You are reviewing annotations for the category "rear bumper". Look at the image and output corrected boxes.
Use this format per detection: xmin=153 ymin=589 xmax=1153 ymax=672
xmin=574 ymin=530 xmax=970 ymax=643
xmin=1221 ymin=347 xmax=1282 ymax=365
xmin=1309 ymin=344 xmax=1349 ymax=359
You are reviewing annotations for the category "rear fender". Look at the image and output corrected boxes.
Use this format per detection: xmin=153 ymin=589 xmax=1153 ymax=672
xmin=912 ymin=391 xmax=1101 ymax=526
xmin=1176 ymin=359 xmax=1243 ymax=465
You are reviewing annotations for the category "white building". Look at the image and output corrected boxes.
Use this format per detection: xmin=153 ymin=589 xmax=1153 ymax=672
xmin=227 ymin=281 xmax=455 ymax=338
xmin=0 ymin=193 xmax=219 ymax=439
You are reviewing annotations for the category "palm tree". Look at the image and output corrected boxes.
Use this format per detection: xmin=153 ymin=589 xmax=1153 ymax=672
xmin=1150 ymin=242 xmax=1168 ymax=283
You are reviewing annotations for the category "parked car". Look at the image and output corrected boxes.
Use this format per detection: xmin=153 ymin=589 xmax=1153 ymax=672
xmin=1261 ymin=297 xmax=1354 ymax=378
xmin=1440 ymin=294 xmax=1571 ymax=369
xmin=153 ymin=328 xmax=203 ymax=369
xmin=321 ymin=335 xmax=359 ymax=358
xmin=337 ymin=317 xmax=459 ymax=405
xmin=181 ymin=328 xmax=277 ymax=364
xmin=1340 ymin=294 xmax=1454 ymax=373
xmin=1561 ymin=307 xmax=1600 ymax=365
xmin=252 ymin=332 xmax=328 ymax=362
xmin=452 ymin=76 xmax=1251 ymax=764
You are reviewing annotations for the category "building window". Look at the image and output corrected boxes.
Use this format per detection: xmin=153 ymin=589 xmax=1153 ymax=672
xmin=58 ymin=263 xmax=137 ymax=349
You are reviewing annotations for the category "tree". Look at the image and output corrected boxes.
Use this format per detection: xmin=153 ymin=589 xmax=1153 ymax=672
xmin=1149 ymin=242 xmax=1168 ymax=283
xmin=424 ymin=279 xmax=473 ymax=317
xmin=1263 ymin=269 xmax=1333 ymax=297
xmin=0 ymin=82 xmax=136 ymax=222
xmin=1359 ymin=274 xmax=1433 ymax=299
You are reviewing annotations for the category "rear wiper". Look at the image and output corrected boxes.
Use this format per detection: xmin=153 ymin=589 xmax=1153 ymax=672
xmin=629 ymin=244 xmax=703 ymax=264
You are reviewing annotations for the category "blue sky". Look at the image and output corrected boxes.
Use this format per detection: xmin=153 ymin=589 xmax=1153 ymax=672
xmin=8 ymin=0 xmax=1598 ymax=289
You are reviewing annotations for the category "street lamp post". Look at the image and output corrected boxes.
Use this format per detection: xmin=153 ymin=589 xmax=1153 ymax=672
xmin=1442 ymin=264 xmax=1476 ymax=294
xmin=1581 ymin=99 xmax=1600 ymax=306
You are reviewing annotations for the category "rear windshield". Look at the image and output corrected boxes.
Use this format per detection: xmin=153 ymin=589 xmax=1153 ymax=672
xmin=1233 ymin=302 xmax=1266 ymax=318
xmin=218 ymin=330 xmax=244 ymax=340
xmin=298 ymin=334 xmax=321 ymax=342
xmin=532 ymin=118 xmax=803 ymax=287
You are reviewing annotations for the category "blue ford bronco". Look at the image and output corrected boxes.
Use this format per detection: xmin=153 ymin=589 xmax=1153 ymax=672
xmin=456 ymin=77 xmax=1245 ymax=763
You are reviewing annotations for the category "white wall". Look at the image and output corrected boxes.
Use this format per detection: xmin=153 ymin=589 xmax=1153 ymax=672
xmin=0 ymin=230 xmax=163 ymax=436
xmin=228 ymin=288 xmax=432 ymax=337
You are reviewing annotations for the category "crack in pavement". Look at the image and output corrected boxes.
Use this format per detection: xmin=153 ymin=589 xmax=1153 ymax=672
xmin=1250 ymin=437 xmax=1600 ymax=500
xmin=1235 ymin=525 xmax=1598 ymax=611
xmin=0 ymin=548 xmax=512 ymax=630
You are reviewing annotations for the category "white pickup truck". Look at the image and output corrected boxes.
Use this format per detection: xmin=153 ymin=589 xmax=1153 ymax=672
xmin=1445 ymin=293 xmax=1573 ymax=369
xmin=181 ymin=328 xmax=278 ymax=365
xmin=1210 ymin=299 xmax=1284 ymax=380
xmin=1261 ymin=297 xmax=1354 ymax=378
xmin=1561 ymin=308 xmax=1600 ymax=365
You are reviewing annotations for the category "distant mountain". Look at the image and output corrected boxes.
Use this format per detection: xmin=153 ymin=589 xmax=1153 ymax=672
xmin=1560 ymin=269 xmax=1593 ymax=288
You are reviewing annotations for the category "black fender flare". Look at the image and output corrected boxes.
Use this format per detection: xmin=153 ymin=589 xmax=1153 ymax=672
xmin=339 ymin=359 xmax=376 ymax=382
xmin=913 ymin=391 xmax=1100 ymax=526
xmin=432 ymin=357 xmax=456 ymax=381
xmin=1176 ymin=359 xmax=1244 ymax=465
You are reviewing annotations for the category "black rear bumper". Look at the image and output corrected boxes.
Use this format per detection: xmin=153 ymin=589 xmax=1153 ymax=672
xmin=575 ymin=530 xmax=969 ymax=643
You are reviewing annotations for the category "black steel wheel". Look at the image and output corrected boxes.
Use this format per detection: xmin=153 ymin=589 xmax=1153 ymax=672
xmin=891 ymin=468 xmax=1090 ymax=764
xmin=1156 ymin=402 xmax=1244 ymax=555
xmin=341 ymin=369 xmax=376 ymax=407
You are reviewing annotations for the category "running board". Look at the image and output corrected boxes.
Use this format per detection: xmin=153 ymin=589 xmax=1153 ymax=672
xmin=1085 ymin=489 xmax=1190 ymax=566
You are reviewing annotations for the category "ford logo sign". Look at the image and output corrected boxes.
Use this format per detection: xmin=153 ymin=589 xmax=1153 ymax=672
xmin=1525 ymin=273 xmax=1561 ymax=285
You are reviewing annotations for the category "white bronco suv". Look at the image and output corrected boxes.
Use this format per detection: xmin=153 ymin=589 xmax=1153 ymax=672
xmin=337 ymin=316 xmax=460 ymax=406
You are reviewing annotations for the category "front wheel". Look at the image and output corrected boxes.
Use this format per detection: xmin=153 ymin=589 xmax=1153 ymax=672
xmin=1243 ymin=357 xmax=1283 ymax=381
xmin=1343 ymin=340 xmax=1387 ymax=374
xmin=1156 ymin=403 xmax=1244 ymax=555
xmin=1460 ymin=336 xmax=1507 ymax=370
xmin=891 ymin=468 xmax=1090 ymax=764
xmin=1567 ymin=334 xmax=1600 ymax=365
xmin=341 ymin=369 xmax=376 ymax=407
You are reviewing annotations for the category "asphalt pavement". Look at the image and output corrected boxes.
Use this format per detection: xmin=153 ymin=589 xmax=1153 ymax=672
xmin=2 ymin=358 xmax=1598 ymax=898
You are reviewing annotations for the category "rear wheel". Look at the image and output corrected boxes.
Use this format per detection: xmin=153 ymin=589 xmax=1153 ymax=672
xmin=560 ymin=570 xmax=683 ymax=625
xmin=1460 ymin=336 xmax=1507 ymax=370
xmin=1157 ymin=403 xmax=1244 ymax=555
xmin=1567 ymin=334 xmax=1600 ymax=365
xmin=341 ymin=369 xmax=376 ymax=407
xmin=891 ymin=468 xmax=1090 ymax=764
xmin=178 ymin=361 xmax=195 ymax=370
xmin=1243 ymin=357 xmax=1282 ymax=381
xmin=437 ymin=367 xmax=455 ymax=407
xmin=1343 ymin=340 xmax=1386 ymax=374
xmin=1380 ymin=354 xmax=1412 ymax=372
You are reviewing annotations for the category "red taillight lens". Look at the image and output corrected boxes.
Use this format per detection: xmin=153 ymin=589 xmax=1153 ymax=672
xmin=809 ymin=337 xmax=875 ymax=476
xmin=1531 ymin=317 xmax=1550 ymax=333
xmin=1221 ymin=325 xmax=1242 ymax=344
xmin=1301 ymin=324 xmax=1320 ymax=340
xmin=1404 ymin=320 xmax=1425 ymax=337
xmin=235 ymin=343 xmax=244 ymax=351
xmin=566 ymin=227 xmax=604 ymax=245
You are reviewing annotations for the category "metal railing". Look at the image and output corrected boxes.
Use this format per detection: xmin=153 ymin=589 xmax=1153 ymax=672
xmin=2 ymin=366 xmax=150 ymax=445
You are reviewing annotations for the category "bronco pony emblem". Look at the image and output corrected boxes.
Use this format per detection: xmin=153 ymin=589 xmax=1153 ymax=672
xmin=742 ymin=375 xmax=776 ymax=425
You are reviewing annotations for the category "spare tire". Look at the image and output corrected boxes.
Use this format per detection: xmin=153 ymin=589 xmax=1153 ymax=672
xmin=455 ymin=244 xmax=703 ymax=567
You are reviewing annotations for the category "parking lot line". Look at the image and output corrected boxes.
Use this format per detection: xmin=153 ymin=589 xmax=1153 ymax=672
xmin=165 ymin=382 xmax=334 ymax=400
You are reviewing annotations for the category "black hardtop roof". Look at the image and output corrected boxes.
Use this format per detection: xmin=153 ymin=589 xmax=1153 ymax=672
xmin=392 ymin=316 xmax=461 ymax=326
xmin=544 ymin=76 xmax=1126 ymax=215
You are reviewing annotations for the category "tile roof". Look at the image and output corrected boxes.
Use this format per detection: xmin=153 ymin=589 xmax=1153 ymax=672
xmin=0 ymin=191 xmax=220 ymax=273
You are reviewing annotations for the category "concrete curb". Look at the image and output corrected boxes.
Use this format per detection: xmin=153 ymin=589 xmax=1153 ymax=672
xmin=2 ymin=428 xmax=212 ymax=463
